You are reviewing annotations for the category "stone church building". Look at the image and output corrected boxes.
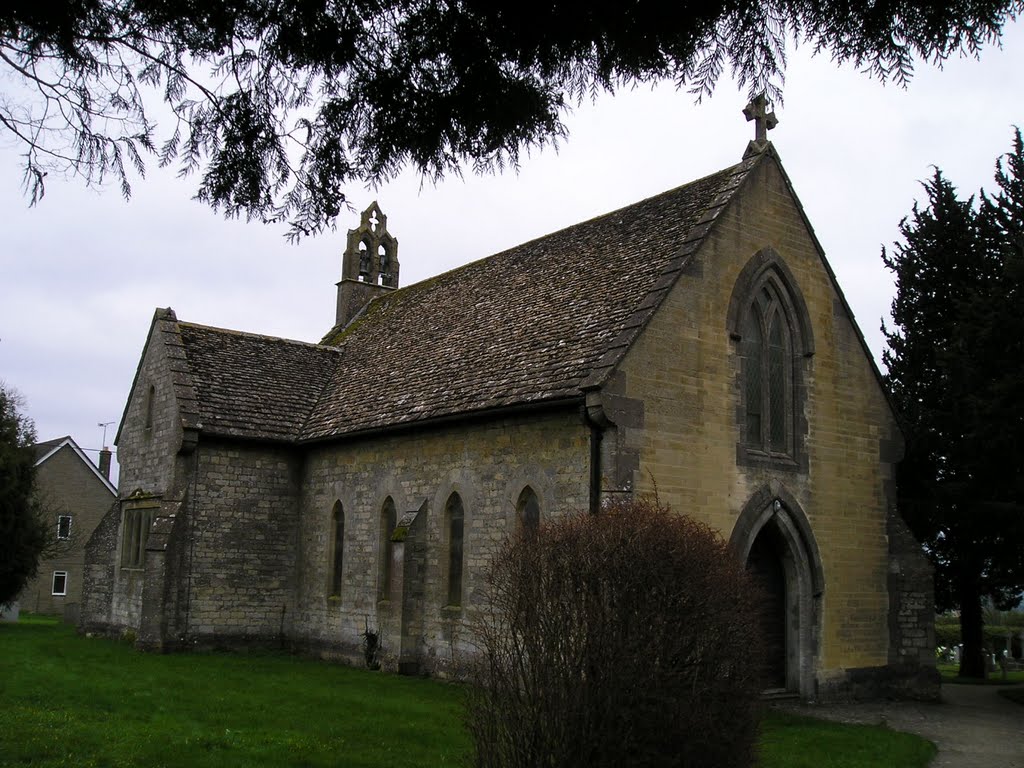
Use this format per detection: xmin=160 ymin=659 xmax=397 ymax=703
xmin=80 ymin=132 xmax=937 ymax=700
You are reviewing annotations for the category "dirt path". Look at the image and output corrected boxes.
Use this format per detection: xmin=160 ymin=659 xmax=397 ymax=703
xmin=780 ymin=684 xmax=1023 ymax=767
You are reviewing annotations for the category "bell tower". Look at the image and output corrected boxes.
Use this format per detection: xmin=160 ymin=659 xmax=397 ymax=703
xmin=335 ymin=201 xmax=400 ymax=328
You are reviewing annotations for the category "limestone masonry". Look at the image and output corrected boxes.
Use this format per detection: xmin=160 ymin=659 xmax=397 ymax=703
xmin=81 ymin=142 xmax=938 ymax=700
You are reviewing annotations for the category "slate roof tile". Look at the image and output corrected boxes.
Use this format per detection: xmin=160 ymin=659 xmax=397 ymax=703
xmin=168 ymin=155 xmax=758 ymax=443
xmin=303 ymin=159 xmax=753 ymax=439
xmin=176 ymin=324 xmax=341 ymax=441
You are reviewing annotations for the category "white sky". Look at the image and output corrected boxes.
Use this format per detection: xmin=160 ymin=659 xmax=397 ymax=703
xmin=2 ymin=22 xmax=1022 ymax=484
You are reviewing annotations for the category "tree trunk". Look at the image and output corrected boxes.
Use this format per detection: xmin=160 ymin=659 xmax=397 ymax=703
xmin=958 ymin=573 xmax=986 ymax=679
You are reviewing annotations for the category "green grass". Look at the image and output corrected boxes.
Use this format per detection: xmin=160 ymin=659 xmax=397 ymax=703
xmin=760 ymin=711 xmax=935 ymax=768
xmin=937 ymin=663 xmax=1024 ymax=685
xmin=1 ymin=618 xmax=468 ymax=768
xmin=2 ymin=618 xmax=935 ymax=768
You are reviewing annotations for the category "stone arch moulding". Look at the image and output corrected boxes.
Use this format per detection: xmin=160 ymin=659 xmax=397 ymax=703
xmin=503 ymin=472 xmax=553 ymax=530
xmin=727 ymin=247 xmax=814 ymax=472
xmin=729 ymin=484 xmax=824 ymax=700
xmin=726 ymin=246 xmax=814 ymax=356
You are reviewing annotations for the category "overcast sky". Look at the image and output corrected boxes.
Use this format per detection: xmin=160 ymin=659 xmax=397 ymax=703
xmin=2 ymin=22 xmax=1022 ymax=484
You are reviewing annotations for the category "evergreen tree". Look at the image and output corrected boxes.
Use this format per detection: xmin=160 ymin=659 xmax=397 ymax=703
xmin=883 ymin=132 xmax=1024 ymax=678
xmin=2 ymin=0 xmax=1021 ymax=239
xmin=0 ymin=384 xmax=46 ymax=607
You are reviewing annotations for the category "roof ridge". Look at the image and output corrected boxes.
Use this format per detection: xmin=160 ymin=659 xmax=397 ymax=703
xmin=179 ymin=320 xmax=342 ymax=352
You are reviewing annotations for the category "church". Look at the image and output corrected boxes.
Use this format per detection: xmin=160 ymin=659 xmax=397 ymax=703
xmin=80 ymin=108 xmax=938 ymax=701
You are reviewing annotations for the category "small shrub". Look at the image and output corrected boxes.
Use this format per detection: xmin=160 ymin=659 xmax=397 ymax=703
xmin=466 ymin=498 xmax=764 ymax=768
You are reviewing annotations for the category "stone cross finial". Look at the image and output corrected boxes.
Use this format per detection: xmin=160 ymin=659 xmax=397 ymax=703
xmin=743 ymin=94 xmax=778 ymax=145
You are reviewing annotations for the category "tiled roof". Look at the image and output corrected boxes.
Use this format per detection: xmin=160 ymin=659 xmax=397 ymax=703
xmin=34 ymin=437 xmax=69 ymax=462
xmin=170 ymin=153 xmax=761 ymax=442
xmin=304 ymin=156 xmax=758 ymax=439
xmin=176 ymin=324 xmax=341 ymax=441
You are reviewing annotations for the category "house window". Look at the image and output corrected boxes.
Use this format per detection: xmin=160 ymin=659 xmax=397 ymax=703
xmin=51 ymin=571 xmax=67 ymax=596
xmin=445 ymin=493 xmax=465 ymax=607
xmin=328 ymin=502 xmax=345 ymax=597
xmin=120 ymin=507 xmax=154 ymax=568
xmin=517 ymin=486 xmax=540 ymax=534
xmin=57 ymin=515 xmax=72 ymax=540
xmin=378 ymin=497 xmax=396 ymax=601
xmin=742 ymin=283 xmax=793 ymax=456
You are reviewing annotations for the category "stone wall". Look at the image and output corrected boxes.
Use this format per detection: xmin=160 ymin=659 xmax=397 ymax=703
xmin=612 ymin=155 xmax=913 ymax=696
xmin=85 ymin=318 xmax=188 ymax=637
xmin=117 ymin=313 xmax=191 ymax=499
xmin=79 ymin=501 xmax=121 ymax=634
xmin=176 ymin=441 xmax=302 ymax=648
xmin=883 ymin=509 xmax=941 ymax=699
xmin=292 ymin=407 xmax=591 ymax=674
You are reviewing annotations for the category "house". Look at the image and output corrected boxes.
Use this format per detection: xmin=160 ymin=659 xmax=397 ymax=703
xmin=19 ymin=436 xmax=116 ymax=619
xmin=80 ymin=128 xmax=938 ymax=700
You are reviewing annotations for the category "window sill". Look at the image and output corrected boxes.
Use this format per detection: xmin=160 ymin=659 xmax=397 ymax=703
xmin=736 ymin=445 xmax=805 ymax=473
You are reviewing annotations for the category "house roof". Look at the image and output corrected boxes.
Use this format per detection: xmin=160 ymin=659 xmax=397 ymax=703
xmin=33 ymin=436 xmax=116 ymax=495
xmin=165 ymin=152 xmax=763 ymax=443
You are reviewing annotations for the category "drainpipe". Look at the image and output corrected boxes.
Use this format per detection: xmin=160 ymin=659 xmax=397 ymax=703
xmin=588 ymin=419 xmax=603 ymax=514
xmin=582 ymin=393 xmax=610 ymax=515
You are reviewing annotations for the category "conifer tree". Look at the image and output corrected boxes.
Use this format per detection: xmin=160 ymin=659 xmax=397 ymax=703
xmin=883 ymin=132 xmax=1024 ymax=678
xmin=0 ymin=384 xmax=46 ymax=607
xmin=2 ymin=0 xmax=1021 ymax=239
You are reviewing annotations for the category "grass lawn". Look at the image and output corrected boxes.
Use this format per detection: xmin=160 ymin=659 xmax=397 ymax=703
xmin=937 ymin=663 xmax=1024 ymax=685
xmin=2 ymin=617 xmax=935 ymax=768
xmin=759 ymin=711 xmax=935 ymax=768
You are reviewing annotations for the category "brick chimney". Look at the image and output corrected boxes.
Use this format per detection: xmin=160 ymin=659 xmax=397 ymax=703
xmin=98 ymin=448 xmax=112 ymax=480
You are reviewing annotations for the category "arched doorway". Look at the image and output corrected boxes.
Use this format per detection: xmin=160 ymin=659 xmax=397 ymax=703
xmin=730 ymin=489 xmax=823 ymax=698
xmin=747 ymin=522 xmax=789 ymax=689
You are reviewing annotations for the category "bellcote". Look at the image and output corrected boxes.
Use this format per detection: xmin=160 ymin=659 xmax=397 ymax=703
xmin=335 ymin=202 xmax=400 ymax=328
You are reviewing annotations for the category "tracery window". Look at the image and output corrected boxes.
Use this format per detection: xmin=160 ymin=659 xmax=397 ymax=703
xmin=445 ymin=493 xmax=465 ymax=607
xmin=728 ymin=249 xmax=813 ymax=472
xmin=742 ymin=282 xmax=793 ymax=456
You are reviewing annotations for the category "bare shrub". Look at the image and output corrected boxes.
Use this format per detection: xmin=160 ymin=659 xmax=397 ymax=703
xmin=466 ymin=497 xmax=763 ymax=768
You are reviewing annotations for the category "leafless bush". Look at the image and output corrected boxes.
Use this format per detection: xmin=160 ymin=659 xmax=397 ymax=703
xmin=466 ymin=497 xmax=764 ymax=768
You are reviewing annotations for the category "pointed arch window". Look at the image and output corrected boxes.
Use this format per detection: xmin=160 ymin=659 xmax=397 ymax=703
xmin=378 ymin=497 xmax=396 ymax=601
xmin=516 ymin=486 xmax=540 ymax=535
xmin=328 ymin=502 xmax=345 ymax=598
xmin=742 ymin=283 xmax=793 ymax=456
xmin=445 ymin=493 xmax=465 ymax=607
xmin=728 ymin=249 xmax=813 ymax=472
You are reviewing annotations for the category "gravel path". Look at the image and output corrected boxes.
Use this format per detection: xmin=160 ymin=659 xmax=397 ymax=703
xmin=779 ymin=684 xmax=1023 ymax=767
